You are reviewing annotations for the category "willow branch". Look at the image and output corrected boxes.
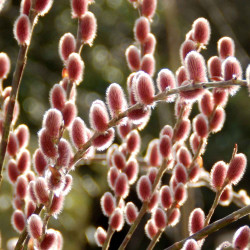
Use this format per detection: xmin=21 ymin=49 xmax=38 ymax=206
xmin=164 ymin=205 xmax=250 ymax=250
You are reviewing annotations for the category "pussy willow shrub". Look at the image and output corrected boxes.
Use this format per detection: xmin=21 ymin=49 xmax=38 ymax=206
xmin=0 ymin=0 xmax=249 ymax=249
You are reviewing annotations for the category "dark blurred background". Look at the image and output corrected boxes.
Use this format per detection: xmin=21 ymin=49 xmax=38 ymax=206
xmin=0 ymin=0 xmax=249 ymax=249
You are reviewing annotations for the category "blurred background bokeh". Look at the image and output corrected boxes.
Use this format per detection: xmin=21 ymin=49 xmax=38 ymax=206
xmin=0 ymin=0 xmax=249 ymax=249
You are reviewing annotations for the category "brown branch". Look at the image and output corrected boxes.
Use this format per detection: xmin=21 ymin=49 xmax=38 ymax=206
xmin=164 ymin=204 xmax=250 ymax=250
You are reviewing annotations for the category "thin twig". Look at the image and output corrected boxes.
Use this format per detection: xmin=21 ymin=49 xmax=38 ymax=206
xmin=102 ymin=227 xmax=115 ymax=250
xmin=164 ymin=204 xmax=250 ymax=250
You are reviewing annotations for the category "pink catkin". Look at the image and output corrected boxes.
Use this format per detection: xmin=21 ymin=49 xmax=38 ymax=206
xmin=193 ymin=114 xmax=209 ymax=138
xmin=160 ymin=185 xmax=173 ymax=209
xmin=0 ymin=52 xmax=10 ymax=79
xmin=134 ymin=17 xmax=150 ymax=43
xmin=189 ymin=208 xmax=205 ymax=235
xmin=182 ymin=239 xmax=200 ymax=250
xmin=25 ymin=200 xmax=36 ymax=218
xmin=232 ymin=225 xmax=250 ymax=250
xmin=192 ymin=17 xmax=211 ymax=44
xmin=43 ymin=109 xmax=62 ymax=138
xmin=125 ymin=202 xmax=138 ymax=225
xmin=175 ymin=119 xmax=191 ymax=142
xmin=177 ymin=146 xmax=192 ymax=168
xmin=35 ymin=177 xmax=50 ymax=205
xmin=218 ymin=37 xmax=235 ymax=60
xmin=63 ymin=101 xmax=77 ymax=127
xmin=199 ymin=90 xmax=214 ymax=116
xmin=141 ymin=54 xmax=155 ymax=77
xmin=143 ymin=33 xmax=156 ymax=55
xmin=159 ymin=135 xmax=172 ymax=159
xmin=15 ymin=124 xmax=30 ymax=149
xmin=95 ymin=227 xmax=107 ymax=247
xmin=59 ymin=33 xmax=76 ymax=61
xmin=12 ymin=210 xmax=26 ymax=232
xmin=33 ymin=149 xmax=47 ymax=176
xmin=153 ymin=208 xmax=167 ymax=229
xmin=92 ymin=128 xmax=115 ymax=151
xmin=7 ymin=160 xmax=19 ymax=184
xmin=114 ymin=173 xmax=129 ymax=198
xmin=66 ymin=53 xmax=84 ymax=84
xmin=148 ymin=191 xmax=159 ymax=212
xmin=70 ymin=117 xmax=87 ymax=149
xmin=174 ymin=183 xmax=187 ymax=205
xmin=207 ymin=56 xmax=222 ymax=80
xmin=167 ymin=208 xmax=180 ymax=226
xmin=20 ymin=0 xmax=31 ymax=15
xmin=7 ymin=132 xmax=19 ymax=157
xmin=100 ymin=192 xmax=115 ymax=217
xmin=109 ymin=208 xmax=124 ymax=231
xmin=16 ymin=175 xmax=28 ymax=199
xmin=160 ymin=125 xmax=173 ymax=139
xmin=27 ymin=214 xmax=43 ymax=239
xmin=34 ymin=0 xmax=52 ymax=16
xmin=125 ymin=159 xmax=139 ymax=184
xmin=57 ymin=139 xmax=72 ymax=167
xmin=157 ymin=68 xmax=176 ymax=94
xmin=145 ymin=219 xmax=158 ymax=239
xmin=17 ymin=149 xmax=30 ymax=173
xmin=126 ymin=45 xmax=141 ymax=72
xmin=141 ymin=0 xmax=157 ymax=19
xmin=137 ymin=176 xmax=152 ymax=201
xmin=14 ymin=14 xmax=31 ymax=45
xmin=210 ymin=107 xmax=225 ymax=133
xmin=210 ymin=161 xmax=227 ymax=190
xmin=212 ymin=88 xmax=228 ymax=107
xmin=50 ymin=84 xmax=66 ymax=111
xmin=174 ymin=164 xmax=188 ymax=184
xmin=180 ymin=40 xmax=197 ymax=64
xmin=71 ymin=0 xmax=88 ymax=18
xmin=39 ymin=229 xmax=57 ymax=250
xmin=49 ymin=194 xmax=64 ymax=216
xmin=146 ymin=139 xmax=161 ymax=167
xmin=126 ymin=130 xmax=141 ymax=154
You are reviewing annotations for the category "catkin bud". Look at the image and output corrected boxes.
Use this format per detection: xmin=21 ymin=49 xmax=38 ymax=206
xmin=175 ymin=119 xmax=191 ymax=142
xmin=80 ymin=11 xmax=97 ymax=46
xmin=59 ymin=33 xmax=76 ymax=62
xmin=39 ymin=229 xmax=57 ymax=250
xmin=193 ymin=114 xmax=209 ymax=138
xmin=115 ymin=173 xmax=129 ymax=198
xmin=125 ymin=202 xmax=138 ymax=225
xmin=7 ymin=160 xmax=19 ymax=184
xmin=38 ymin=128 xmax=58 ymax=159
xmin=7 ymin=132 xmax=19 ymax=157
xmin=35 ymin=177 xmax=50 ymax=205
xmin=218 ymin=37 xmax=235 ymax=60
xmin=189 ymin=208 xmax=205 ymax=235
xmin=207 ymin=56 xmax=222 ymax=81
xmin=185 ymin=51 xmax=207 ymax=83
xmin=92 ymin=128 xmax=115 ymax=151
xmin=100 ymin=192 xmax=115 ymax=217
xmin=148 ymin=191 xmax=159 ymax=212
xmin=117 ymin=120 xmax=132 ymax=139
xmin=34 ymin=0 xmax=53 ymax=16
xmin=16 ymin=175 xmax=28 ymax=199
xmin=20 ymin=0 xmax=31 ymax=15
xmin=143 ymin=33 xmax=156 ymax=55
xmin=174 ymin=183 xmax=187 ymax=205
xmin=153 ymin=208 xmax=167 ymax=229
xmin=210 ymin=161 xmax=227 ymax=190
xmin=157 ymin=69 xmax=176 ymax=98
xmin=199 ymin=90 xmax=214 ymax=116
xmin=0 ymin=52 xmax=10 ymax=79
xmin=137 ymin=176 xmax=152 ymax=201
xmin=177 ymin=147 xmax=192 ymax=168
xmin=106 ymin=83 xmax=127 ymax=117
xmin=232 ymin=225 xmax=250 ymax=250
xmin=50 ymin=84 xmax=66 ymax=111
xmin=174 ymin=164 xmax=188 ymax=184
xmin=49 ymin=194 xmax=64 ymax=216
xmin=168 ymin=208 xmax=180 ymax=226
xmin=210 ymin=107 xmax=225 ymax=133
xmin=159 ymin=135 xmax=171 ymax=159
xmin=62 ymin=174 xmax=73 ymax=195
xmin=141 ymin=54 xmax=155 ymax=76
xmin=71 ymin=0 xmax=88 ymax=18
xmin=57 ymin=139 xmax=72 ymax=167
xmin=134 ymin=17 xmax=150 ymax=43
xmin=180 ymin=40 xmax=196 ymax=64
xmin=112 ymin=150 xmax=126 ymax=170
xmin=160 ymin=125 xmax=173 ymax=139
xmin=63 ymin=101 xmax=77 ymax=127
xmin=125 ymin=158 xmax=139 ymax=184
xmin=15 ymin=124 xmax=30 ymax=150
xmin=126 ymin=130 xmax=141 ymax=154
xmin=107 ymin=166 xmax=119 ymax=190
xmin=14 ymin=14 xmax=31 ymax=45
xmin=43 ymin=109 xmax=62 ymax=138
xmin=176 ymin=66 xmax=188 ymax=86
xmin=182 ymin=239 xmax=200 ymax=250
xmin=145 ymin=219 xmax=158 ymax=239
xmin=192 ymin=17 xmax=211 ymax=44
xmin=109 ymin=208 xmax=124 ymax=231
xmin=219 ymin=185 xmax=232 ymax=206
xmin=17 ymin=149 xmax=30 ymax=173
xmin=134 ymin=72 xmax=155 ymax=105
xmin=27 ymin=214 xmax=43 ymax=239
xmin=226 ymin=153 xmax=247 ymax=185
xmin=95 ymin=227 xmax=107 ymax=247
xmin=12 ymin=210 xmax=26 ymax=232
xmin=33 ymin=149 xmax=47 ymax=176
xmin=89 ymin=100 xmax=109 ymax=132
xmin=125 ymin=45 xmax=141 ymax=72
xmin=66 ymin=53 xmax=84 ymax=84
xmin=212 ymin=88 xmax=228 ymax=107
xmin=141 ymin=0 xmax=157 ymax=19
xmin=160 ymin=185 xmax=173 ymax=209
xmin=70 ymin=117 xmax=87 ymax=149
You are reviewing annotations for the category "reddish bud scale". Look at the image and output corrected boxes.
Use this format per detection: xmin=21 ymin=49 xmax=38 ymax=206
xmin=33 ymin=149 xmax=47 ymax=176
xmin=218 ymin=37 xmax=235 ymax=60
xmin=177 ymin=147 xmax=192 ymax=168
xmin=192 ymin=17 xmax=211 ymax=44
xmin=227 ymin=153 xmax=247 ymax=185
xmin=125 ymin=202 xmax=138 ymax=225
xmin=118 ymin=121 xmax=132 ymax=139
xmin=182 ymin=239 xmax=199 ymax=250
xmin=34 ymin=0 xmax=52 ymax=16
xmin=189 ymin=208 xmax=205 ymax=235
xmin=180 ymin=40 xmax=196 ymax=64
xmin=0 ymin=52 xmax=10 ymax=79
xmin=59 ymin=33 xmax=76 ymax=62
xmin=212 ymin=88 xmax=228 ymax=107
xmin=95 ymin=227 xmax=107 ymax=247
xmin=159 ymin=135 xmax=171 ymax=159
xmin=210 ymin=161 xmax=227 ymax=190
xmin=67 ymin=53 xmax=84 ymax=84
xmin=126 ymin=45 xmax=141 ymax=72
xmin=141 ymin=0 xmax=156 ymax=19
xmin=174 ymin=183 xmax=187 ymax=205
xmin=14 ymin=14 xmax=31 ymax=45
xmin=134 ymin=17 xmax=150 ymax=43
xmin=62 ymin=174 xmax=73 ymax=195
xmin=71 ymin=0 xmax=88 ymax=18
xmin=141 ymin=54 xmax=155 ymax=77
xmin=232 ymin=225 xmax=250 ymax=250
xmin=185 ymin=51 xmax=207 ymax=83
xmin=126 ymin=130 xmax=141 ymax=154
xmin=38 ymin=128 xmax=58 ymax=159
xmin=115 ymin=173 xmax=129 ymax=198
xmin=143 ymin=33 xmax=156 ymax=55
xmin=7 ymin=132 xmax=19 ymax=157
xmin=199 ymin=90 xmax=214 ymax=116
xmin=160 ymin=185 xmax=173 ymax=209
xmin=154 ymin=207 xmax=167 ymax=229
xmin=27 ymin=214 xmax=43 ymax=239
xmin=174 ymin=164 xmax=188 ymax=184
xmin=167 ymin=208 xmax=180 ymax=226
xmin=50 ymin=194 xmax=64 ymax=216
xmin=219 ymin=185 xmax=232 ymax=206
xmin=12 ymin=210 xmax=26 ymax=232
xmin=16 ymin=175 xmax=28 ymax=199
xmin=146 ymin=139 xmax=161 ymax=166
xmin=210 ymin=107 xmax=226 ymax=133
xmin=207 ymin=56 xmax=222 ymax=80
xmin=62 ymin=101 xmax=77 ymax=127
xmin=193 ymin=114 xmax=209 ymax=138
xmin=109 ymin=208 xmax=124 ymax=231
xmin=80 ymin=11 xmax=97 ymax=46
xmin=35 ymin=177 xmax=50 ymax=205
xmin=39 ymin=229 xmax=57 ymax=250
xmin=17 ymin=149 xmax=30 ymax=173
xmin=92 ymin=128 xmax=115 ymax=151
xmin=15 ymin=124 xmax=29 ymax=150
xmin=70 ymin=117 xmax=87 ymax=149
xmin=175 ymin=119 xmax=191 ymax=142
xmin=145 ymin=219 xmax=158 ymax=239
xmin=101 ymin=192 xmax=115 ymax=217
xmin=89 ymin=100 xmax=109 ymax=132
xmin=50 ymin=84 xmax=66 ymax=111
xmin=137 ymin=176 xmax=152 ymax=201
xmin=125 ymin=159 xmax=139 ymax=184
xmin=7 ymin=160 xmax=19 ymax=184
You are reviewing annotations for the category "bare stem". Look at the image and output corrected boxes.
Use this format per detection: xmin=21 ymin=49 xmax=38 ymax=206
xmin=147 ymin=230 xmax=163 ymax=250
xmin=102 ymin=227 xmax=115 ymax=250
xmin=164 ymin=204 xmax=250 ymax=250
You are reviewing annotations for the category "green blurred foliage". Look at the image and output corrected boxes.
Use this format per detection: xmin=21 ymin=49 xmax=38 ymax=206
xmin=0 ymin=0 xmax=249 ymax=249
